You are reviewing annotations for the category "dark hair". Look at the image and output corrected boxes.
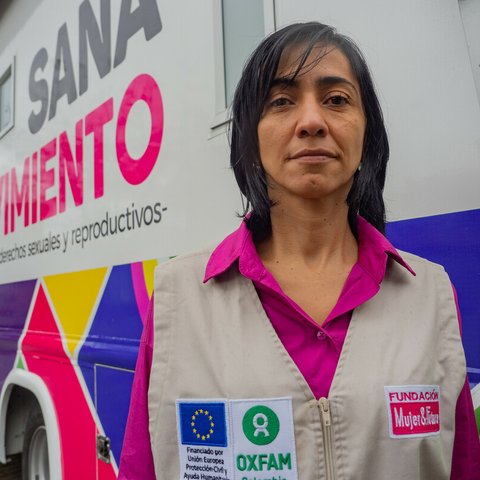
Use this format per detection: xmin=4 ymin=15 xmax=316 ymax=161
xmin=230 ymin=22 xmax=389 ymax=239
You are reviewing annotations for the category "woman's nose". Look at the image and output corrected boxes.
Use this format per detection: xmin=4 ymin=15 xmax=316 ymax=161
xmin=294 ymin=101 xmax=329 ymax=138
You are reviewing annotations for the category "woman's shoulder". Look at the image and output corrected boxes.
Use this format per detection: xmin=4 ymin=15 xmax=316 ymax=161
xmin=155 ymin=246 xmax=214 ymax=279
xmin=388 ymin=249 xmax=453 ymax=296
xmin=152 ymin=244 xmax=241 ymax=306
xmin=396 ymin=249 xmax=446 ymax=274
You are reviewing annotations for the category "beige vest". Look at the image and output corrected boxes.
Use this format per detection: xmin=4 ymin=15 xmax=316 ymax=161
xmin=148 ymin=249 xmax=466 ymax=480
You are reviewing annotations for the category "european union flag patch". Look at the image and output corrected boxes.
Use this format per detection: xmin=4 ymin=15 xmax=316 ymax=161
xmin=178 ymin=401 xmax=228 ymax=447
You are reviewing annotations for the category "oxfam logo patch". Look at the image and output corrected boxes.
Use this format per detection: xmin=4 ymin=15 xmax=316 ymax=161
xmin=242 ymin=405 xmax=280 ymax=445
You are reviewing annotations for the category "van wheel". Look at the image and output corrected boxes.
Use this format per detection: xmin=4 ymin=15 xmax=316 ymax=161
xmin=22 ymin=406 xmax=50 ymax=480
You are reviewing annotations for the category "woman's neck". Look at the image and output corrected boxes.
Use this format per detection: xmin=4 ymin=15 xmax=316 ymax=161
xmin=256 ymin=199 xmax=357 ymax=270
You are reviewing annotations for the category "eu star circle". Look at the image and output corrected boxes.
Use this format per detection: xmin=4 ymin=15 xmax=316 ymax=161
xmin=190 ymin=408 xmax=215 ymax=441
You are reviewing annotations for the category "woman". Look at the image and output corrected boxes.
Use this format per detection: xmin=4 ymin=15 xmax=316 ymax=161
xmin=119 ymin=22 xmax=480 ymax=479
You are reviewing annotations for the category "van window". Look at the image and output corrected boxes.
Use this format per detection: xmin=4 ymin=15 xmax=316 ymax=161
xmin=222 ymin=0 xmax=266 ymax=106
xmin=458 ymin=0 xmax=480 ymax=105
xmin=0 ymin=63 xmax=13 ymax=137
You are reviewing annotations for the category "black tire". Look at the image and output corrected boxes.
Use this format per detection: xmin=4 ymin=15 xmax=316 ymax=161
xmin=22 ymin=405 xmax=50 ymax=480
xmin=0 ymin=453 xmax=22 ymax=479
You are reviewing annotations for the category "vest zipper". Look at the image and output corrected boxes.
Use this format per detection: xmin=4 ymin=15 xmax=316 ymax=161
xmin=319 ymin=397 xmax=336 ymax=480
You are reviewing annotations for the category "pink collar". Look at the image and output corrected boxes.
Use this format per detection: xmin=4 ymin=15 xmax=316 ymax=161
xmin=204 ymin=216 xmax=415 ymax=284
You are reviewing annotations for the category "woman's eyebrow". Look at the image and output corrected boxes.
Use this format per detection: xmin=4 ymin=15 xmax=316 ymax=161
xmin=270 ymin=75 xmax=358 ymax=93
xmin=270 ymin=77 xmax=297 ymax=89
xmin=318 ymin=75 xmax=358 ymax=92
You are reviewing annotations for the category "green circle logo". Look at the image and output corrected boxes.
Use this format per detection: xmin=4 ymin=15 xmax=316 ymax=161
xmin=242 ymin=405 xmax=280 ymax=445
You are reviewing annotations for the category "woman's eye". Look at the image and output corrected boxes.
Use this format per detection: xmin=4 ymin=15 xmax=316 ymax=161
xmin=269 ymin=97 xmax=292 ymax=107
xmin=327 ymin=95 xmax=349 ymax=106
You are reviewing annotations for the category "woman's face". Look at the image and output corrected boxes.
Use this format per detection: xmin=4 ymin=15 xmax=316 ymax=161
xmin=257 ymin=44 xmax=366 ymax=206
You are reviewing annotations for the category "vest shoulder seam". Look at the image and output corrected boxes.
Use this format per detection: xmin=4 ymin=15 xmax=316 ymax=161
xmin=396 ymin=249 xmax=446 ymax=272
xmin=156 ymin=246 xmax=214 ymax=271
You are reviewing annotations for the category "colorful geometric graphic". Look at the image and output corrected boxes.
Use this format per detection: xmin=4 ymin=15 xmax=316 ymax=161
xmin=21 ymin=284 xmax=117 ymax=480
xmin=0 ymin=259 xmax=156 ymax=478
xmin=44 ymin=268 xmax=108 ymax=357
xmin=78 ymin=263 xmax=146 ymax=463
xmin=96 ymin=365 xmax=135 ymax=463
xmin=0 ymin=279 xmax=36 ymax=392
xmin=131 ymin=260 xmax=157 ymax=325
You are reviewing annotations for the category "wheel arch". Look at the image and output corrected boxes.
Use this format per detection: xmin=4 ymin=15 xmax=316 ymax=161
xmin=0 ymin=369 xmax=62 ymax=479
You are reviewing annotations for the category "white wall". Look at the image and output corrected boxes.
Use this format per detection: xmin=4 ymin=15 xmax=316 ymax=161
xmin=459 ymin=0 xmax=480 ymax=106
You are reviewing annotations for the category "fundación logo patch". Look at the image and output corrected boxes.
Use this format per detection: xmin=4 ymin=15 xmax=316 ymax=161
xmin=176 ymin=398 xmax=298 ymax=480
xmin=384 ymin=385 xmax=440 ymax=439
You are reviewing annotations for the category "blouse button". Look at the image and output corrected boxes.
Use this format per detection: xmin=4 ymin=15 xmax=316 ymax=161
xmin=317 ymin=330 xmax=326 ymax=340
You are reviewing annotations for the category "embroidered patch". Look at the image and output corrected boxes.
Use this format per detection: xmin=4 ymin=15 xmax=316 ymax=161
xmin=230 ymin=398 xmax=298 ymax=479
xmin=176 ymin=398 xmax=298 ymax=480
xmin=384 ymin=385 xmax=440 ymax=438
xmin=178 ymin=401 xmax=228 ymax=447
xmin=176 ymin=399 xmax=233 ymax=479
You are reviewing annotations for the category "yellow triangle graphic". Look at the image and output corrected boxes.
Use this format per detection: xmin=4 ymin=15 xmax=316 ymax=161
xmin=143 ymin=259 xmax=158 ymax=297
xmin=44 ymin=267 xmax=108 ymax=357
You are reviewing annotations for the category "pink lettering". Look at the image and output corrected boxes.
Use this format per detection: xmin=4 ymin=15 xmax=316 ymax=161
xmin=31 ymin=152 xmax=38 ymax=224
xmin=40 ymin=139 xmax=58 ymax=221
xmin=3 ymin=173 xmax=9 ymax=234
xmin=116 ymin=73 xmax=163 ymax=185
xmin=0 ymin=73 xmax=165 ymax=237
xmin=0 ymin=173 xmax=8 ymax=234
xmin=10 ymin=157 xmax=31 ymax=231
xmin=85 ymin=98 xmax=114 ymax=199
xmin=59 ymin=120 xmax=84 ymax=212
